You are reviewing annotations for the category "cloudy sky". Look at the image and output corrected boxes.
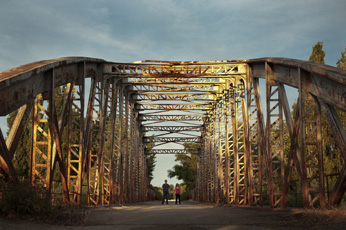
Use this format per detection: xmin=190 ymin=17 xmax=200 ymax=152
xmin=1 ymin=0 xmax=346 ymax=187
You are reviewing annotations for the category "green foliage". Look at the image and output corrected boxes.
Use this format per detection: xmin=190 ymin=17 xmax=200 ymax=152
xmin=168 ymin=184 xmax=174 ymax=199
xmin=309 ymin=41 xmax=325 ymax=64
xmin=178 ymin=184 xmax=189 ymax=200
xmin=167 ymin=142 xmax=199 ymax=190
xmin=0 ymin=180 xmax=59 ymax=220
xmin=6 ymin=111 xmax=32 ymax=176
xmin=337 ymin=45 xmax=346 ymax=70
xmin=150 ymin=186 xmax=163 ymax=200
xmin=0 ymin=179 xmax=89 ymax=223
xmin=146 ymin=135 xmax=156 ymax=185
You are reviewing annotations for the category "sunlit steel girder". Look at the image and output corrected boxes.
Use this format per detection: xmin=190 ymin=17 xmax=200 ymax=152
xmin=143 ymin=137 xmax=200 ymax=143
xmin=104 ymin=62 xmax=246 ymax=77
xmin=133 ymin=94 xmax=214 ymax=101
xmin=140 ymin=115 xmax=206 ymax=121
xmin=142 ymin=126 xmax=203 ymax=132
xmin=146 ymin=149 xmax=198 ymax=155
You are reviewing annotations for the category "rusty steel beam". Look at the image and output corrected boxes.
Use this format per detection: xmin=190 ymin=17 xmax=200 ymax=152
xmin=265 ymin=63 xmax=285 ymax=208
xmin=147 ymin=149 xmax=197 ymax=155
xmin=104 ymin=63 xmax=246 ymax=76
xmin=141 ymin=126 xmax=203 ymax=132
xmin=87 ymin=78 xmax=103 ymax=206
xmin=139 ymin=115 xmax=206 ymax=121
xmin=67 ymin=82 xmax=84 ymax=205
xmin=143 ymin=137 xmax=200 ymax=143
xmin=247 ymin=75 xmax=263 ymax=206
xmin=31 ymin=94 xmax=52 ymax=194
xmin=136 ymin=104 xmax=212 ymax=110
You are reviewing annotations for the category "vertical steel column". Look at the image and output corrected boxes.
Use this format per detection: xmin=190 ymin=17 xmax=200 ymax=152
xmin=216 ymin=98 xmax=222 ymax=204
xmin=136 ymin=112 xmax=141 ymax=202
xmin=200 ymin=134 xmax=206 ymax=202
xmin=219 ymin=92 xmax=227 ymax=204
xmin=242 ymin=78 xmax=251 ymax=206
xmin=212 ymin=111 xmax=218 ymax=203
xmin=142 ymin=131 xmax=147 ymax=201
xmin=266 ymin=63 xmax=285 ymax=208
xmin=117 ymin=83 xmax=124 ymax=204
xmin=124 ymin=88 xmax=130 ymax=203
xmin=109 ymin=78 xmax=118 ymax=204
xmin=139 ymin=130 xmax=143 ymax=202
xmin=133 ymin=111 xmax=139 ymax=203
xmin=111 ymin=81 xmax=120 ymax=204
xmin=229 ymin=84 xmax=238 ymax=204
xmin=139 ymin=132 xmax=145 ymax=201
xmin=128 ymin=99 xmax=135 ymax=203
xmin=235 ymin=80 xmax=247 ymax=205
xmin=224 ymin=87 xmax=230 ymax=204
xmin=31 ymin=93 xmax=53 ymax=196
xmin=206 ymin=122 xmax=212 ymax=202
xmin=199 ymin=127 xmax=206 ymax=202
xmin=299 ymin=69 xmax=326 ymax=208
xmin=206 ymin=119 xmax=213 ymax=202
xmin=87 ymin=78 xmax=103 ymax=205
xmin=84 ymin=77 xmax=96 ymax=205
xmin=101 ymin=79 xmax=113 ymax=205
xmin=247 ymin=77 xmax=263 ymax=206
xmin=227 ymin=85 xmax=235 ymax=204
xmin=195 ymin=150 xmax=200 ymax=201
xmin=67 ymin=80 xmax=85 ymax=205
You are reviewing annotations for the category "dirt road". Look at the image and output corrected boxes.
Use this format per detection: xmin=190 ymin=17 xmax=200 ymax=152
xmin=1 ymin=200 xmax=346 ymax=229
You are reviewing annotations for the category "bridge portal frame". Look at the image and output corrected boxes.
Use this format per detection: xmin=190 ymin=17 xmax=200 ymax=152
xmin=0 ymin=57 xmax=346 ymax=208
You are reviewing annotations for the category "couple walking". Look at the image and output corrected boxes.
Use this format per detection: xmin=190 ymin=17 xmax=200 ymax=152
xmin=162 ymin=179 xmax=181 ymax=205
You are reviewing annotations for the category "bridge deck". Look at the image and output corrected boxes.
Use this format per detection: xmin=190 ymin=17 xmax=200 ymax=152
xmin=1 ymin=201 xmax=346 ymax=229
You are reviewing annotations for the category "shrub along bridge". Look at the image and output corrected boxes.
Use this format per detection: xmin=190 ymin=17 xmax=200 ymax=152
xmin=0 ymin=57 xmax=346 ymax=208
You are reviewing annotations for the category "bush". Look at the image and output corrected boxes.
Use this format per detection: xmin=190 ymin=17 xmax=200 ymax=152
xmin=180 ymin=190 xmax=189 ymax=200
xmin=151 ymin=186 xmax=163 ymax=200
xmin=0 ymin=180 xmax=61 ymax=220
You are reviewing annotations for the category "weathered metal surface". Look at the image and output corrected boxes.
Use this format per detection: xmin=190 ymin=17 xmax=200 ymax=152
xmin=0 ymin=58 xmax=103 ymax=116
xmin=1 ymin=57 xmax=346 ymax=209
xmin=31 ymin=95 xmax=52 ymax=194
xmin=147 ymin=149 xmax=197 ymax=155
xmin=266 ymin=63 xmax=285 ymax=208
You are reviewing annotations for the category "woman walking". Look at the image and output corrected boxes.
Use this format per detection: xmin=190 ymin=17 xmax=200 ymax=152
xmin=175 ymin=183 xmax=181 ymax=204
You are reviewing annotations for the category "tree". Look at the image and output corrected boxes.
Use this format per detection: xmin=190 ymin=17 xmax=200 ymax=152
xmin=167 ymin=142 xmax=199 ymax=190
xmin=309 ymin=41 xmax=325 ymax=64
xmin=336 ymin=45 xmax=346 ymax=70
xmin=145 ymin=135 xmax=156 ymax=185
xmin=6 ymin=111 xmax=32 ymax=176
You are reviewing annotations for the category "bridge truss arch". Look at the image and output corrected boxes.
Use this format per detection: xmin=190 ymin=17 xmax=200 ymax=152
xmin=0 ymin=57 xmax=346 ymax=208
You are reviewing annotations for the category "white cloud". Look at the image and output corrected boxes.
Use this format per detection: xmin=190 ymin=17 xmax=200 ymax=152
xmin=1 ymin=0 xmax=346 ymax=66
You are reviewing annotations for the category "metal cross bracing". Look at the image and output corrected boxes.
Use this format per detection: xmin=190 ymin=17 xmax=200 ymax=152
xmin=1 ymin=57 xmax=346 ymax=209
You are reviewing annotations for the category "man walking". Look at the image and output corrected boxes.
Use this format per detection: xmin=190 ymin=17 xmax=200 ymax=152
xmin=162 ymin=179 xmax=170 ymax=205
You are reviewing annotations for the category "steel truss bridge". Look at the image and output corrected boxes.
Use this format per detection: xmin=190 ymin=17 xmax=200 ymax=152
xmin=1 ymin=57 xmax=346 ymax=208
